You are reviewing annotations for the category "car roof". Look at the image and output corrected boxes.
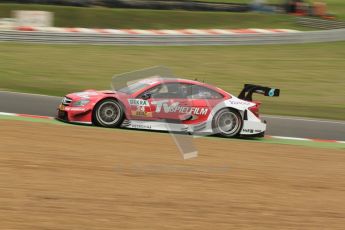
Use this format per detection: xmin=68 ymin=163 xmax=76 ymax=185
xmin=138 ymin=77 xmax=211 ymax=87
xmin=135 ymin=77 xmax=229 ymax=96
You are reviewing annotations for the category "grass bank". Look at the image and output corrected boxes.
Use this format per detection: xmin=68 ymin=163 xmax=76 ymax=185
xmin=0 ymin=3 xmax=303 ymax=29
xmin=197 ymin=0 xmax=345 ymax=19
xmin=0 ymin=42 xmax=344 ymax=120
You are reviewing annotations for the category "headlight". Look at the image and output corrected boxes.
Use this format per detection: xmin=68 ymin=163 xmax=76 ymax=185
xmin=72 ymin=99 xmax=90 ymax=107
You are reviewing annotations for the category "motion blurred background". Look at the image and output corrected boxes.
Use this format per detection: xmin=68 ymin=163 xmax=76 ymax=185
xmin=1 ymin=2 xmax=345 ymax=230
xmin=0 ymin=0 xmax=344 ymax=119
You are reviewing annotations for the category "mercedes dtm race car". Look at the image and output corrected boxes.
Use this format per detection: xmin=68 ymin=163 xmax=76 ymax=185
xmin=57 ymin=78 xmax=279 ymax=137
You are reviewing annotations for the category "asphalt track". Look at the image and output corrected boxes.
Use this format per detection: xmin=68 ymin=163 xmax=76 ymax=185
xmin=0 ymin=91 xmax=344 ymax=140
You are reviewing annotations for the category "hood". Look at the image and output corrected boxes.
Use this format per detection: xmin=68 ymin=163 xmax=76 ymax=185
xmin=65 ymin=90 xmax=116 ymax=101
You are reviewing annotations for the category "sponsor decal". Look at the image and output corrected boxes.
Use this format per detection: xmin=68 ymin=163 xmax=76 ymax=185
xmin=61 ymin=107 xmax=86 ymax=112
xmin=128 ymin=99 xmax=149 ymax=107
xmin=256 ymin=90 xmax=265 ymax=94
xmin=131 ymin=110 xmax=153 ymax=117
xmin=131 ymin=104 xmax=152 ymax=117
xmin=228 ymin=100 xmax=251 ymax=105
xmin=131 ymin=124 xmax=152 ymax=129
xmin=268 ymin=88 xmax=276 ymax=97
xmin=151 ymin=100 xmax=208 ymax=115
xmin=242 ymin=128 xmax=254 ymax=134
xmin=67 ymin=107 xmax=87 ymax=112
xmin=242 ymin=128 xmax=263 ymax=133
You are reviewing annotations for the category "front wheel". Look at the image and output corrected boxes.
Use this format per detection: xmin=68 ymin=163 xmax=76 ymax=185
xmin=212 ymin=108 xmax=243 ymax=138
xmin=93 ymin=99 xmax=124 ymax=128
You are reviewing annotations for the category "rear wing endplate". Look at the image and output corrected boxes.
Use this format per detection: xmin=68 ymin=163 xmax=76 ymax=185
xmin=238 ymin=84 xmax=280 ymax=101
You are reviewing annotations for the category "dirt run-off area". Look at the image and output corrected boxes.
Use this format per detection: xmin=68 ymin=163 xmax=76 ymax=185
xmin=0 ymin=120 xmax=344 ymax=230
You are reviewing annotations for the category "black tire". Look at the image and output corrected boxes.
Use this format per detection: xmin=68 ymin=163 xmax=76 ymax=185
xmin=212 ymin=108 xmax=243 ymax=138
xmin=93 ymin=99 xmax=124 ymax=128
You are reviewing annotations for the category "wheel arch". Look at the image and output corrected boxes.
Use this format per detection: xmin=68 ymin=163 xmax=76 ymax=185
xmin=92 ymin=97 xmax=127 ymax=124
xmin=209 ymin=106 xmax=245 ymax=122
xmin=211 ymin=107 xmax=244 ymax=137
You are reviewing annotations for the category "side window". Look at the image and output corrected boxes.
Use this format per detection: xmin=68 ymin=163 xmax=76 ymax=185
xmin=145 ymin=84 xmax=168 ymax=95
xmin=140 ymin=83 xmax=192 ymax=99
xmin=189 ymin=85 xmax=223 ymax=99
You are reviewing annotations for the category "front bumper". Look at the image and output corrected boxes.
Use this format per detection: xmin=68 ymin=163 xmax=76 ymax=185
xmin=57 ymin=109 xmax=69 ymax=122
xmin=56 ymin=104 xmax=93 ymax=124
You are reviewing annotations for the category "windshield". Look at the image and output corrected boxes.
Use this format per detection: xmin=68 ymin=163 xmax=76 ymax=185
xmin=111 ymin=66 xmax=174 ymax=92
xmin=117 ymin=81 xmax=150 ymax=94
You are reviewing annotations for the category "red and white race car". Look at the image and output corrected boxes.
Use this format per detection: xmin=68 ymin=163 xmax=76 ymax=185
xmin=57 ymin=78 xmax=279 ymax=137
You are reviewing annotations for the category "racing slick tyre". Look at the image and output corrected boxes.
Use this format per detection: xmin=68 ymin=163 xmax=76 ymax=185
xmin=93 ymin=99 xmax=124 ymax=128
xmin=212 ymin=108 xmax=243 ymax=138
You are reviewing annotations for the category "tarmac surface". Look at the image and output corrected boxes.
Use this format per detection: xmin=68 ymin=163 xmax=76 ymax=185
xmin=0 ymin=91 xmax=344 ymax=140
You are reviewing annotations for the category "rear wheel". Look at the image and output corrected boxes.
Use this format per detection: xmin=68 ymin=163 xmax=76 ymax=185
xmin=212 ymin=108 xmax=243 ymax=137
xmin=93 ymin=99 xmax=124 ymax=128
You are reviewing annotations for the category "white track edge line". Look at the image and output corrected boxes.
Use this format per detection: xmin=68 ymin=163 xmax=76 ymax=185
xmin=0 ymin=90 xmax=61 ymax=98
xmin=270 ymin=136 xmax=311 ymax=141
xmin=262 ymin=115 xmax=345 ymax=125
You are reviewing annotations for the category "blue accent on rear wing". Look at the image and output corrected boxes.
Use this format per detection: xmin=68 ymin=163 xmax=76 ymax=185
xmin=238 ymin=84 xmax=280 ymax=101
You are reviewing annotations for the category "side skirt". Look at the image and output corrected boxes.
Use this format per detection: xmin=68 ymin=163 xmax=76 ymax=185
xmin=121 ymin=119 xmax=211 ymax=134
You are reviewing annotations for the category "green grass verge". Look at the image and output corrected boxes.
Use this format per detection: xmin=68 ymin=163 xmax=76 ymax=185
xmin=1 ymin=115 xmax=344 ymax=149
xmin=324 ymin=0 xmax=345 ymax=19
xmin=0 ymin=3 xmax=304 ymax=30
xmin=171 ymin=0 xmax=345 ymax=19
xmin=1 ymin=1 xmax=344 ymax=28
xmin=201 ymin=0 xmax=345 ymax=19
xmin=1 ymin=42 xmax=344 ymax=120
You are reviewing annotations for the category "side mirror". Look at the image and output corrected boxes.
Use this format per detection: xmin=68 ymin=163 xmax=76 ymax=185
xmin=141 ymin=93 xmax=151 ymax=100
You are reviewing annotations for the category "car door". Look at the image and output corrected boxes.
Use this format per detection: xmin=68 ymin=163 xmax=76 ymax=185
xmin=137 ymin=82 xmax=193 ymax=121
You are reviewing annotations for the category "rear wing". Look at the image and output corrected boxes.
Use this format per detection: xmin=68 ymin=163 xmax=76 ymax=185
xmin=238 ymin=84 xmax=280 ymax=101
